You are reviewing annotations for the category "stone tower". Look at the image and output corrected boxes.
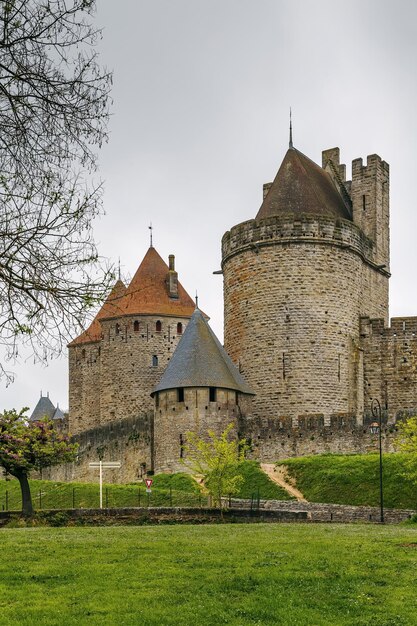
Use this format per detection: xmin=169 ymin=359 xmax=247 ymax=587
xmin=152 ymin=308 xmax=254 ymax=472
xmin=221 ymin=143 xmax=390 ymax=432
xmin=68 ymin=246 xmax=196 ymax=435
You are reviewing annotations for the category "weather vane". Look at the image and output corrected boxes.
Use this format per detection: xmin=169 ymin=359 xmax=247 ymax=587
xmin=289 ymin=107 xmax=293 ymax=149
xmin=195 ymin=290 xmax=199 ymax=309
xmin=149 ymin=222 xmax=153 ymax=247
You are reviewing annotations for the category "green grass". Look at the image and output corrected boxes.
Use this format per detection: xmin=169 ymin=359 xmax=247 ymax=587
xmin=235 ymin=460 xmax=292 ymax=500
xmin=1 ymin=523 xmax=417 ymax=625
xmin=280 ymin=453 xmax=417 ymax=509
xmin=0 ymin=462 xmax=291 ymax=512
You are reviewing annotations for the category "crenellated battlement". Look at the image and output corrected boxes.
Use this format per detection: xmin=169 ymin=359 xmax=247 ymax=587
xmin=222 ymin=214 xmax=384 ymax=273
xmin=360 ymin=316 xmax=417 ymax=338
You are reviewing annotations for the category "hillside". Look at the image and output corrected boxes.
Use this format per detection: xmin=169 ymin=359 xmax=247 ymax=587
xmin=279 ymin=453 xmax=417 ymax=509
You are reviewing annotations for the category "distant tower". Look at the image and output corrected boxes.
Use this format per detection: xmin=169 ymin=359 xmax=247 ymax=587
xmin=152 ymin=308 xmax=254 ymax=472
xmin=221 ymin=141 xmax=390 ymax=436
xmin=68 ymin=247 xmax=196 ymax=434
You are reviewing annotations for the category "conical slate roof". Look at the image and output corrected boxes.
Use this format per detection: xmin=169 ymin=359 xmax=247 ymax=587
xmin=69 ymin=279 xmax=126 ymax=346
xmin=152 ymin=308 xmax=254 ymax=395
xmin=121 ymin=247 xmax=196 ymax=317
xmin=30 ymin=395 xmax=56 ymax=421
xmin=52 ymin=406 xmax=65 ymax=420
xmin=256 ymin=147 xmax=351 ymax=221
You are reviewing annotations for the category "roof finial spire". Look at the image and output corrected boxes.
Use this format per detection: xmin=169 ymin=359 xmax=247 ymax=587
xmin=289 ymin=107 xmax=293 ymax=149
xmin=117 ymin=257 xmax=121 ymax=281
xmin=149 ymin=222 xmax=153 ymax=248
xmin=195 ymin=290 xmax=199 ymax=309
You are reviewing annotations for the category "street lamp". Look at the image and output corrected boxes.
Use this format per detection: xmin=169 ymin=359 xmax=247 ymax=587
xmin=370 ymin=398 xmax=384 ymax=523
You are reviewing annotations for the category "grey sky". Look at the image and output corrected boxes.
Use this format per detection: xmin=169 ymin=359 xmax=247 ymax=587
xmin=2 ymin=0 xmax=417 ymax=413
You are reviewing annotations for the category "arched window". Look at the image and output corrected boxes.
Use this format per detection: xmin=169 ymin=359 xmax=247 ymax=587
xmin=152 ymin=355 xmax=158 ymax=367
xmin=156 ymin=320 xmax=162 ymax=332
xmin=115 ymin=323 xmax=120 ymax=335
xmin=177 ymin=322 xmax=183 ymax=335
xmin=133 ymin=320 xmax=140 ymax=332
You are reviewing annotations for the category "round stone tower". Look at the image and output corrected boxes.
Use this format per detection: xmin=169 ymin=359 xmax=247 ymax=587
xmin=68 ymin=246 xmax=197 ymax=434
xmin=221 ymin=143 xmax=390 ymax=430
xmin=152 ymin=308 xmax=254 ymax=473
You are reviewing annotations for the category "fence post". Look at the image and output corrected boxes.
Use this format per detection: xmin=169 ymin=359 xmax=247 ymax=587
xmin=6 ymin=490 xmax=8 ymax=511
xmin=199 ymin=493 xmax=202 ymax=509
xmin=138 ymin=487 xmax=141 ymax=508
xmin=170 ymin=486 xmax=173 ymax=507
xmin=39 ymin=490 xmax=42 ymax=510
xmin=72 ymin=487 xmax=75 ymax=509
xmin=105 ymin=487 xmax=109 ymax=509
xmin=228 ymin=494 xmax=231 ymax=508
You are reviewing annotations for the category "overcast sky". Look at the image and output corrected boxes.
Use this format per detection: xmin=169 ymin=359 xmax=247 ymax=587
xmin=2 ymin=0 xmax=417 ymax=413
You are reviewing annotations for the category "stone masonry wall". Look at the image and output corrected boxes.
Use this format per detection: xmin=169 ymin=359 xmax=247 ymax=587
xmin=222 ymin=215 xmax=389 ymax=426
xmin=361 ymin=316 xmax=417 ymax=422
xmin=243 ymin=414 xmax=397 ymax=462
xmin=44 ymin=413 xmax=153 ymax=483
xmin=69 ymin=314 xmax=190 ymax=435
xmin=154 ymin=387 xmax=250 ymax=473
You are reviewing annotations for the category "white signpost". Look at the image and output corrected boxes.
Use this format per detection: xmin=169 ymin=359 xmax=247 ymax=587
xmin=89 ymin=461 xmax=121 ymax=509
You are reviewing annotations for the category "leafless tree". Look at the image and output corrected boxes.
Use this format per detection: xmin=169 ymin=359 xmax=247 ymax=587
xmin=0 ymin=0 xmax=113 ymax=383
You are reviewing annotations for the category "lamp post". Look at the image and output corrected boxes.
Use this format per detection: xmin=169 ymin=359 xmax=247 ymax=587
xmin=370 ymin=398 xmax=384 ymax=523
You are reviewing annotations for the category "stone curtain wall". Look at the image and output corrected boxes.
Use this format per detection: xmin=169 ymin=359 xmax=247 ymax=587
xmin=244 ymin=415 xmax=397 ymax=461
xmin=361 ymin=316 xmax=417 ymax=421
xmin=222 ymin=215 xmax=388 ymax=426
xmin=44 ymin=413 xmax=153 ymax=483
xmin=69 ymin=314 xmax=189 ymax=435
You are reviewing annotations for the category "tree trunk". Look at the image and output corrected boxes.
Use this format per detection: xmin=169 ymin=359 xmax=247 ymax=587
xmin=17 ymin=472 xmax=33 ymax=516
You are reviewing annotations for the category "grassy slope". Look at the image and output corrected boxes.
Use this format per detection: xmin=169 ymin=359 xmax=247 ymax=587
xmin=280 ymin=453 xmax=417 ymax=509
xmin=1 ymin=524 xmax=417 ymax=625
xmin=0 ymin=462 xmax=291 ymax=511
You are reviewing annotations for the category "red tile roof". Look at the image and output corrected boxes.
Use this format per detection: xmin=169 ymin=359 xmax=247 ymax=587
xmin=256 ymin=148 xmax=351 ymax=221
xmin=120 ymin=247 xmax=197 ymax=318
xmin=68 ymin=280 xmax=126 ymax=346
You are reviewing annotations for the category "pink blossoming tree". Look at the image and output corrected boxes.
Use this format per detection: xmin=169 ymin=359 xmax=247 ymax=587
xmin=0 ymin=408 xmax=78 ymax=515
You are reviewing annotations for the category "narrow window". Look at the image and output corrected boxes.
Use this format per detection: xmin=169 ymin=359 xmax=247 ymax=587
xmin=209 ymin=387 xmax=216 ymax=402
xmin=282 ymin=352 xmax=286 ymax=380
xmin=155 ymin=393 xmax=159 ymax=409
xmin=152 ymin=355 xmax=158 ymax=367
xmin=177 ymin=322 xmax=183 ymax=335
xmin=134 ymin=320 xmax=140 ymax=332
xmin=362 ymin=195 xmax=366 ymax=211
xmin=177 ymin=388 xmax=184 ymax=403
xmin=179 ymin=434 xmax=184 ymax=458
xmin=338 ymin=354 xmax=341 ymax=381
xmin=115 ymin=323 xmax=120 ymax=335
xmin=156 ymin=320 xmax=162 ymax=332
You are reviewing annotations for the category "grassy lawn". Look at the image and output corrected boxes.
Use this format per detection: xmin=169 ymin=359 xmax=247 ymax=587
xmin=1 ymin=523 xmax=417 ymax=625
xmin=0 ymin=462 xmax=290 ymax=512
xmin=280 ymin=453 xmax=417 ymax=509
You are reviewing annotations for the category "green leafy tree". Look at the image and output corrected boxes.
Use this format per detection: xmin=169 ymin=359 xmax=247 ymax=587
xmin=395 ymin=416 xmax=417 ymax=483
xmin=0 ymin=408 xmax=78 ymax=515
xmin=0 ymin=0 xmax=113 ymax=382
xmin=181 ymin=423 xmax=248 ymax=508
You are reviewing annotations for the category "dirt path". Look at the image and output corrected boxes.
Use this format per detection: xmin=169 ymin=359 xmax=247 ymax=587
xmin=260 ymin=463 xmax=307 ymax=502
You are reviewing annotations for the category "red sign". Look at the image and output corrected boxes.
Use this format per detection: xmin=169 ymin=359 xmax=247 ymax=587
xmin=145 ymin=479 xmax=153 ymax=489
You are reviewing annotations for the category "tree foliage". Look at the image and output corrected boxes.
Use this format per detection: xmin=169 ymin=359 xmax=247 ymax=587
xmin=395 ymin=416 xmax=417 ymax=483
xmin=0 ymin=408 xmax=78 ymax=514
xmin=0 ymin=0 xmax=113 ymax=382
xmin=181 ymin=423 xmax=248 ymax=508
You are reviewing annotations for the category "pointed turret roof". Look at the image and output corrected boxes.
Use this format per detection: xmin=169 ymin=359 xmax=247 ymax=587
xmin=256 ymin=147 xmax=351 ymax=221
xmin=152 ymin=308 xmax=254 ymax=395
xmin=30 ymin=395 xmax=56 ymax=421
xmin=121 ymin=247 xmax=196 ymax=318
xmin=69 ymin=279 xmax=126 ymax=346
